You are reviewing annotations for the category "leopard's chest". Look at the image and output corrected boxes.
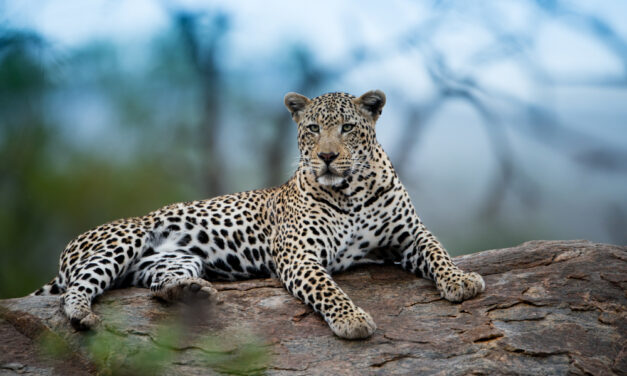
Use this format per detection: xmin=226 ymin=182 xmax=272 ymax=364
xmin=325 ymin=206 xmax=393 ymax=272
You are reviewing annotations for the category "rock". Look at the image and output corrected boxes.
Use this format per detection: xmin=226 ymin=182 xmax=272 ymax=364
xmin=1 ymin=240 xmax=625 ymax=375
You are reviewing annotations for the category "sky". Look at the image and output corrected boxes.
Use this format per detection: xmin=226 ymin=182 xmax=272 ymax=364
xmin=5 ymin=1 xmax=627 ymax=103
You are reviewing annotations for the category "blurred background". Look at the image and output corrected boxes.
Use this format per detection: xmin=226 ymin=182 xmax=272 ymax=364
xmin=1 ymin=0 xmax=626 ymax=298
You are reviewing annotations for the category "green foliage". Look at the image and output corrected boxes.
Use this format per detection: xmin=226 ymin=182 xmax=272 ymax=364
xmin=39 ymin=331 xmax=73 ymax=360
xmin=195 ymin=334 xmax=270 ymax=375
xmin=39 ymin=319 xmax=270 ymax=376
xmin=85 ymin=327 xmax=176 ymax=376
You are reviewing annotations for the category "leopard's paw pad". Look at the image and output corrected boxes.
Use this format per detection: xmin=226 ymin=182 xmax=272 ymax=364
xmin=440 ymin=271 xmax=485 ymax=302
xmin=329 ymin=307 xmax=376 ymax=339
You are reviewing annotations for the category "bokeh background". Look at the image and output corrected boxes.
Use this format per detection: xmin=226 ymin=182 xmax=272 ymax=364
xmin=1 ymin=0 xmax=626 ymax=298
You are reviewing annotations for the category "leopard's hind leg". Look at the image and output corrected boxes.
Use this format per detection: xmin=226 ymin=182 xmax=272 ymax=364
xmin=127 ymin=250 xmax=217 ymax=303
xmin=59 ymin=219 xmax=149 ymax=330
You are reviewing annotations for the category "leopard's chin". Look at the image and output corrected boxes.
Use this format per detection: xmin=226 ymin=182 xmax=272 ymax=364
xmin=316 ymin=172 xmax=345 ymax=187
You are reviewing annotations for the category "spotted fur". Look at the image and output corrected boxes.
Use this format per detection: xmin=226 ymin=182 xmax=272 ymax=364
xmin=33 ymin=90 xmax=485 ymax=338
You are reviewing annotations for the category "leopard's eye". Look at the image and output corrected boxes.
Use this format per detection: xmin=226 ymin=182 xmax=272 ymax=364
xmin=307 ymin=124 xmax=320 ymax=133
xmin=341 ymin=123 xmax=355 ymax=133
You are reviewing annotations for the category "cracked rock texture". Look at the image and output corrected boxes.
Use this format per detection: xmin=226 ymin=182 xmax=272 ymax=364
xmin=1 ymin=240 xmax=626 ymax=375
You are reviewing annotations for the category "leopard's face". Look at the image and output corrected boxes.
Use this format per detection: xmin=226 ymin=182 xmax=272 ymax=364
xmin=284 ymin=91 xmax=386 ymax=187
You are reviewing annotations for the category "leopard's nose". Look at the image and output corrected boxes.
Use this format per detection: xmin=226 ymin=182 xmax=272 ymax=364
xmin=318 ymin=152 xmax=338 ymax=165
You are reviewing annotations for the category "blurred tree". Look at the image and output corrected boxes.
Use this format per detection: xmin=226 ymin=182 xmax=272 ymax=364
xmin=0 ymin=29 xmax=57 ymax=298
xmin=174 ymin=10 xmax=229 ymax=197
xmin=264 ymin=46 xmax=330 ymax=187
xmin=0 ymin=28 xmax=195 ymax=298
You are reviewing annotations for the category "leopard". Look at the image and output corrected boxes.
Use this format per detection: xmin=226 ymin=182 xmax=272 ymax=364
xmin=32 ymin=90 xmax=485 ymax=339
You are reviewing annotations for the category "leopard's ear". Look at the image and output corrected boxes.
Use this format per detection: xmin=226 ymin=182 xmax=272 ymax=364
xmin=354 ymin=90 xmax=386 ymax=122
xmin=284 ymin=92 xmax=311 ymax=123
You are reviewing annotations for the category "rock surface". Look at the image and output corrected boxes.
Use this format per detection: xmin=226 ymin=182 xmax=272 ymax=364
xmin=1 ymin=240 xmax=626 ymax=375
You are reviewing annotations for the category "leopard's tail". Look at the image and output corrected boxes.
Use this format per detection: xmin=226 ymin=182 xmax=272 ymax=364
xmin=30 ymin=276 xmax=64 ymax=296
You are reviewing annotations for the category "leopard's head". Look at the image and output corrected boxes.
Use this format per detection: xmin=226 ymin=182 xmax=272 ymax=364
xmin=284 ymin=90 xmax=386 ymax=187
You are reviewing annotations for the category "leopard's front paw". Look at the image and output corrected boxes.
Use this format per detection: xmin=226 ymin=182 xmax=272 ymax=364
xmin=328 ymin=307 xmax=376 ymax=339
xmin=439 ymin=271 xmax=485 ymax=303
